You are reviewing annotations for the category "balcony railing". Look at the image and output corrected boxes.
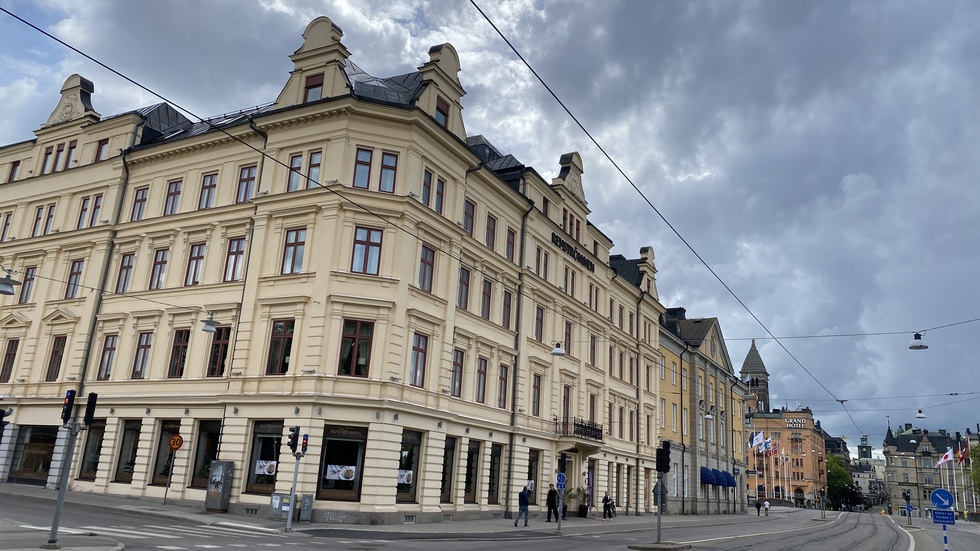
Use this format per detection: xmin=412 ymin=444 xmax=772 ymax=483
xmin=553 ymin=416 xmax=603 ymax=442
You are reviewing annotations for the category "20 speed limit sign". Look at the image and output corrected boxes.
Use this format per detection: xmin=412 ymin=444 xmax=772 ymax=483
xmin=169 ymin=434 xmax=184 ymax=451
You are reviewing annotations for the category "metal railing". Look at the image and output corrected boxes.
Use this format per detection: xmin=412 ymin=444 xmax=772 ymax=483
xmin=553 ymin=416 xmax=603 ymax=442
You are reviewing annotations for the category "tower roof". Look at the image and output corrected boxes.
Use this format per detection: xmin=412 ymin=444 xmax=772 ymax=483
xmin=740 ymin=339 xmax=768 ymax=375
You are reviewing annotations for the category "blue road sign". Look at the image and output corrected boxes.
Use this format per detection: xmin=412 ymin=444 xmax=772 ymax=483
xmin=556 ymin=472 xmax=566 ymax=484
xmin=556 ymin=482 xmax=566 ymax=490
xmin=907 ymin=504 xmax=914 ymax=513
xmin=931 ymin=488 xmax=954 ymax=510
xmin=932 ymin=509 xmax=955 ymax=525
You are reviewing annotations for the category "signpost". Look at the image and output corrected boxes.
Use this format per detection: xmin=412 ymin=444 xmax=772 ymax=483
xmin=931 ymin=489 xmax=955 ymax=551
xmin=556 ymin=471 xmax=566 ymax=532
xmin=163 ymin=434 xmax=183 ymax=505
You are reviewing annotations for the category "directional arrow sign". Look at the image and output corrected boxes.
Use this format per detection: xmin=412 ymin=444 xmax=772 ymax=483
xmin=931 ymin=488 xmax=954 ymax=510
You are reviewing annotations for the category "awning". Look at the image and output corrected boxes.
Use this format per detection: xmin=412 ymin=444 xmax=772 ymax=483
xmin=724 ymin=471 xmax=737 ymax=487
xmin=712 ymin=469 xmax=725 ymax=487
xmin=699 ymin=466 xmax=716 ymax=485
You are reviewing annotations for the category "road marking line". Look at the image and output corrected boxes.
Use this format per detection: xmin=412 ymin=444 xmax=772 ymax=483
xmin=80 ymin=525 xmax=179 ymax=539
xmin=18 ymin=525 xmax=88 ymax=534
xmin=193 ymin=545 xmax=222 ymax=549
xmin=155 ymin=546 xmax=187 ymax=550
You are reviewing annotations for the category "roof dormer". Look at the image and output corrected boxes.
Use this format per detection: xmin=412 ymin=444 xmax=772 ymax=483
xmin=552 ymin=151 xmax=586 ymax=206
xmin=638 ymin=245 xmax=659 ymax=299
xmin=275 ymin=16 xmax=352 ymax=109
xmin=417 ymin=43 xmax=466 ymax=139
xmin=40 ymin=74 xmax=101 ymax=131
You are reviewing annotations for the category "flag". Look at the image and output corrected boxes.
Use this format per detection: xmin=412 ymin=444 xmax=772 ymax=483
xmin=957 ymin=445 xmax=970 ymax=464
xmin=752 ymin=431 xmax=765 ymax=447
xmin=768 ymin=443 xmax=779 ymax=457
xmin=935 ymin=447 xmax=953 ymax=468
xmin=760 ymin=437 xmax=772 ymax=453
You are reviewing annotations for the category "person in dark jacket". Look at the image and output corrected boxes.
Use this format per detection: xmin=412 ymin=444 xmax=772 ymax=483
xmin=756 ymin=501 xmax=762 ymax=516
xmin=602 ymin=491 xmax=614 ymax=520
xmin=514 ymin=486 xmax=530 ymax=527
xmin=546 ymin=484 xmax=559 ymax=522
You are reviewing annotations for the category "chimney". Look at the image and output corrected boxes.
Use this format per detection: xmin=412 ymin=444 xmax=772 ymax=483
xmin=666 ymin=307 xmax=686 ymax=320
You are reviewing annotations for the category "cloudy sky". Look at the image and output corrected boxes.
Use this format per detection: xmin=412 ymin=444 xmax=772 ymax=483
xmin=2 ymin=0 xmax=979 ymax=450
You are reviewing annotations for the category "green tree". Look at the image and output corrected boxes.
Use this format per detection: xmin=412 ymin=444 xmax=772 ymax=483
xmin=826 ymin=455 xmax=857 ymax=509
xmin=971 ymin=444 xmax=980 ymax=493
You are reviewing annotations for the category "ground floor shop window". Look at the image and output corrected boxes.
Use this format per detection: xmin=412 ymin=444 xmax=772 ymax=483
xmin=487 ymin=443 xmax=503 ymax=504
xmin=245 ymin=420 xmax=283 ymax=494
xmin=114 ymin=420 xmax=142 ymax=483
xmin=151 ymin=419 xmax=181 ymax=486
xmin=527 ymin=449 xmax=540 ymax=505
xmin=317 ymin=425 xmax=367 ymax=501
xmin=9 ymin=425 xmax=58 ymax=483
xmin=191 ymin=420 xmax=221 ymax=488
xmin=78 ymin=419 xmax=106 ymax=480
xmin=463 ymin=440 xmax=481 ymax=503
xmin=440 ymin=436 xmax=456 ymax=503
xmin=396 ymin=430 xmax=422 ymax=503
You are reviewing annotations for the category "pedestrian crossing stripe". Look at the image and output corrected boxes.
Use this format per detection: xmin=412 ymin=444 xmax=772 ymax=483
xmin=80 ymin=525 xmax=179 ymax=539
xmin=19 ymin=525 xmax=89 ymax=534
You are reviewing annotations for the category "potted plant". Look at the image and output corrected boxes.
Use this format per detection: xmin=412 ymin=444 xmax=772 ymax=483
xmin=564 ymin=486 xmax=590 ymax=518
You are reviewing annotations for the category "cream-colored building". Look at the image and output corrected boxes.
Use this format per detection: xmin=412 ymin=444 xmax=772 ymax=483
xmin=0 ymin=16 xmax=744 ymax=523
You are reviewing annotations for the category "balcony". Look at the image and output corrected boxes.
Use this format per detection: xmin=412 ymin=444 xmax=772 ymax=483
xmin=553 ymin=416 xmax=603 ymax=442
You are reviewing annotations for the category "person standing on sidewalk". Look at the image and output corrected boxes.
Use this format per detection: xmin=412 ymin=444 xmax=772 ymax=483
xmin=755 ymin=501 xmax=762 ymax=516
xmin=602 ymin=492 xmax=614 ymax=521
xmin=546 ymin=484 xmax=559 ymax=522
xmin=514 ymin=486 xmax=530 ymax=527
xmin=764 ymin=500 xmax=770 ymax=516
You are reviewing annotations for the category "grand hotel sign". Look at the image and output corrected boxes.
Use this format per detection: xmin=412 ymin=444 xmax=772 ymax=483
xmin=785 ymin=418 xmax=808 ymax=429
xmin=552 ymin=232 xmax=595 ymax=272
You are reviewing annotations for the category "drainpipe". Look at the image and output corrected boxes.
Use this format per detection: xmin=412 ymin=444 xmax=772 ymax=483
xmin=633 ymin=290 xmax=645 ymax=515
xmin=680 ymin=346 xmax=690 ymax=514
xmin=503 ymin=173 xmax=533 ymax=518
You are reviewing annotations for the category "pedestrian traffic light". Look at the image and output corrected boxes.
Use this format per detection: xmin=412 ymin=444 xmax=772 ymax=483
xmin=301 ymin=433 xmax=309 ymax=454
xmin=287 ymin=426 xmax=300 ymax=453
xmin=903 ymin=490 xmax=911 ymax=503
xmin=661 ymin=440 xmax=671 ymax=472
xmin=83 ymin=392 xmax=98 ymax=426
xmin=61 ymin=390 xmax=76 ymax=425
xmin=559 ymin=452 xmax=567 ymax=473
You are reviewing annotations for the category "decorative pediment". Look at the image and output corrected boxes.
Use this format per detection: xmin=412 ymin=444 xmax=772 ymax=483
xmin=43 ymin=74 xmax=100 ymax=128
xmin=0 ymin=312 xmax=32 ymax=328
xmin=42 ymin=307 xmax=81 ymax=326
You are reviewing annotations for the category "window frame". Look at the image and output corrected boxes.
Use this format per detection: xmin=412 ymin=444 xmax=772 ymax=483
xmin=236 ymin=165 xmax=256 ymax=203
xmin=307 ymin=151 xmax=321 ymax=189
xmin=480 ymin=279 xmax=492 ymax=320
xmin=266 ymin=319 xmax=295 ymax=375
xmin=338 ymin=319 xmax=373 ymax=378
xmin=96 ymin=334 xmax=117 ymax=381
xmin=206 ymin=326 xmax=231 ymax=377
xmin=149 ymin=248 xmax=169 ymax=290
xmin=167 ymin=329 xmax=191 ymax=378
xmin=185 ymin=243 xmax=206 ymax=286
xmin=457 ymin=267 xmax=470 ymax=310
xmin=485 ymin=214 xmax=496 ymax=250
xmin=351 ymin=226 xmax=382 ymax=275
xmin=475 ymin=357 xmax=487 ymax=404
xmin=131 ymin=331 xmax=153 ymax=379
xmin=409 ymin=332 xmax=428 ymax=387
xmin=164 ymin=180 xmax=182 ymax=215
xmin=131 ymin=187 xmax=148 ymax=221
xmin=286 ymin=154 xmax=303 ymax=192
xmin=304 ymin=73 xmax=324 ymax=102
xmin=65 ymin=259 xmax=84 ymax=299
xmin=462 ymin=200 xmax=475 ymax=236
xmin=281 ymin=228 xmax=307 ymax=275
xmin=418 ymin=244 xmax=435 ymax=292
xmin=198 ymin=173 xmax=217 ymax=209
xmin=224 ymin=237 xmax=246 ymax=282
xmin=353 ymin=148 xmax=372 ymax=189
xmin=18 ymin=266 xmax=36 ymax=304
xmin=435 ymin=96 xmax=450 ymax=126
xmin=116 ymin=253 xmax=135 ymax=294
xmin=379 ymin=152 xmax=397 ymax=193
xmin=45 ymin=335 xmax=67 ymax=381
xmin=95 ymin=138 xmax=109 ymax=161
xmin=451 ymin=349 xmax=464 ymax=398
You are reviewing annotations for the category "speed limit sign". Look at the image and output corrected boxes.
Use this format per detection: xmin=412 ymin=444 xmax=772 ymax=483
xmin=169 ymin=434 xmax=184 ymax=451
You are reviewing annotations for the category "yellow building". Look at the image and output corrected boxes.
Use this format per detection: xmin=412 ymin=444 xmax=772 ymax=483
xmin=0 ymin=16 xmax=744 ymax=523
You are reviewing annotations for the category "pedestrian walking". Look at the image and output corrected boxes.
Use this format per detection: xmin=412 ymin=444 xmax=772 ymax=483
xmin=755 ymin=501 xmax=762 ymax=516
xmin=514 ymin=486 xmax=530 ymax=527
xmin=602 ymin=491 xmax=614 ymax=521
xmin=764 ymin=500 xmax=770 ymax=516
xmin=546 ymin=484 xmax=559 ymax=522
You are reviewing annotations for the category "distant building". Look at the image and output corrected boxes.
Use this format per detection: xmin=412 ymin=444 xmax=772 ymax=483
xmin=882 ymin=424 xmax=972 ymax=516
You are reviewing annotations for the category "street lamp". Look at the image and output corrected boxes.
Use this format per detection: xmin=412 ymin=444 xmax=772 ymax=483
xmin=551 ymin=342 xmax=565 ymax=356
xmin=909 ymin=332 xmax=928 ymax=350
xmin=915 ymin=409 xmax=926 ymax=419
xmin=0 ymin=268 xmax=22 ymax=296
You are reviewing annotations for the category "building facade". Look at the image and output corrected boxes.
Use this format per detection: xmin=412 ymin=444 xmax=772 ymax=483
xmin=883 ymin=424 xmax=972 ymax=516
xmin=0 ymin=16 xmax=744 ymax=523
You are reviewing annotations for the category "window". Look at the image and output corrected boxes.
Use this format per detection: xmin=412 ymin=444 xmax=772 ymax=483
xmin=45 ymin=335 xmax=67 ymax=381
xmin=418 ymin=244 xmax=435 ymax=292
xmin=1 ymin=212 xmax=11 ymax=241
xmin=564 ymin=321 xmax=572 ymax=356
xmin=589 ymin=394 xmax=596 ymax=422
xmin=563 ymin=385 xmax=571 ymax=419
xmin=351 ymin=226 xmax=382 ymax=275
xmin=317 ymin=424 xmax=368 ymax=501
xmin=353 ymin=148 xmax=372 ymax=189
xmin=0 ymin=339 xmax=19 ymax=383
xmin=185 ymin=243 xmax=205 ymax=286
xmin=198 ymin=173 xmax=217 ymax=209
xmin=660 ymin=357 xmax=666 ymax=379
xmin=78 ymin=418 xmax=105 ymax=481
xmin=77 ymin=197 xmax=90 ymax=229
xmin=506 ymin=228 xmax=516 ymax=261
xmin=236 ymin=165 xmax=256 ymax=203
xmin=89 ymin=194 xmax=102 ymax=228
xmin=476 ymin=357 xmax=487 ymax=403
xmin=531 ymin=374 xmax=541 ymax=416
xmin=435 ymin=96 xmax=449 ymax=126
xmin=131 ymin=332 xmax=153 ymax=379
xmin=65 ymin=140 xmax=77 ymax=169
xmin=457 ymin=267 xmax=470 ymax=310
xmin=304 ymin=73 xmax=324 ymax=102
xmin=167 ymin=329 xmax=190 ymax=378
xmin=266 ymin=319 xmax=294 ymax=375
xmin=542 ymin=198 xmax=550 ymax=217
xmin=190 ymin=420 xmax=221 ymax=488
xmin=18 ymin=266 xmax=36 ymax=304
xmin=224 ymin=237 xmax=246 ymax=282
xmin=502 ymin=290 xmax=512 ymax=330
xmin=660 ymin=399 xmax=666 ymax=428
xmin=409 ymin=332 xmax=428 ymax=387
xmin=629 ymin=313 xmax=634 ymax=336
xmin=589 ymin=335 xmax=596 ymax=365
xmin=95 ymin=138 xmax=109 ymax=161
xmin=65 ymin=259 xmax=84 ymax=298
xmin=7 ymin=160 xmax=20 ymax=183
xmin=480 ymin=279 xmax=492 ymax=319
xmin=618 ymin=306 xmax=624 ymax=329
xmin=379 ymin=152 xmax=397 ymax=193
xmin=31 ymin=206 xmax=44 ymax=236
xmin=421 ymin=170 xmax=432 ymax=206
xmin=397 ymin=430 xmax=423 ymax=503
xmin=149 ymin=249 xmax=169 ymax=290
xmin=131 ymin=187 xmax=148 ymax=221
xmin=114 ymin=419 xmax=141 ymax=483
xmin=542 ymin=252 xmax=549 ymax=280
xmin=435 ymin=178 xmax=445 ymax=214
xmin=206 ymin=326 xmax=231 ymax=377
xmin=42 ymin=146 xmax=54 ymax=174
xmin=246 ymin=421 xmax=283 ymax=494
xmin=463 ymin=440 xmax=481 ymax=503
xmin=671 ymin=404 xmax=677 ymax=431
xmin=43 ymin=204 xmax=56 ymax=235
xmin=281 ymin=228 xmax=306 ymax=274
xmin=307 ymin=151 xmax=321 ymax=188
xmin=451 ymin=349 xmax=464 ymax=398
xmin=338 ymin=320 xmax=373 ymax=377
xmin=286 ymin=154 xmax=303 ymax=192
xmin=116 ymin=253 xmax=134 ymax=293
xmin=497 ymin=365 xmax=508 ymax=409
xmin=534 ymin=306 xmax=544 ymax=341
xmin=164 ymin=180 xmax=182 ymax=215
xmin=485 ymin=214 xmax=496 ymax=250
xmin=94 ymin=334 xmax=117 ymax=381
xmin=462 ymin=200 xmax=475 ymax=236
xmin=535 ymin=247 xmax=541 ymax=274
xmin=618 ymin=407 xmax=624 ymax=439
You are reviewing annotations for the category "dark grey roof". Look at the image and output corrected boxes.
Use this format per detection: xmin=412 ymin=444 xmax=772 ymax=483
xmin=740 ymin=339 xmax=768 ymax=375
xmin=610 ymin=254 xmax=644 ymax=288
xmin=136 ymin=104 xmax=275 ymax=149
xmin=343 ymin=60 xmax=425 ymax=105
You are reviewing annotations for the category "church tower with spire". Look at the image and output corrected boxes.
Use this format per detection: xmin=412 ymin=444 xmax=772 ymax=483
xmin=739 ymin=339 xmax=770 ymax=414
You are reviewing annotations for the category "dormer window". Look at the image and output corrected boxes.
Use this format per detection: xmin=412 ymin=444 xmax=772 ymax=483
xmin=435 ymin=96 xmax=449 ymax=127
xmin=304 ymin=73 xmax=324 ymax=102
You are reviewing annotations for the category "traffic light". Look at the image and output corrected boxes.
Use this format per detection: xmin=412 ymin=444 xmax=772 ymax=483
xmin=287 ymin=426 xmax=300 ymax=453
xmin=660 ymin=440 xmax=672 ymax=473
xmin=83 ymin=392 xmax=98 ymax=426
xmin=301 ymin=434 xmax=309 ymax=454
xmin=61 ymin=390 xmax=77 ymax=425
xmin=0 ymin=407 xmax=11 ymax=433
xmin=559 ymin=452 xmax=567 ymax=473
xmin=903 ymin=490 xmax=911 ymax=504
